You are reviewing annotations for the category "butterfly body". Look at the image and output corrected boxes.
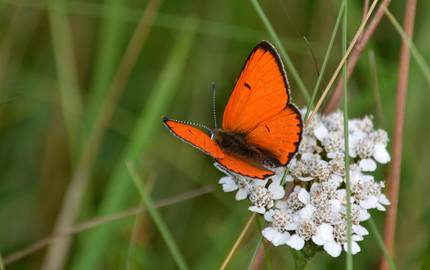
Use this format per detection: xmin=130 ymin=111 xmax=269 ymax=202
xmin=212 ymin=129 xmax=281 ymax=168
xmin=163 ymin=41 xmax=303 ymax=179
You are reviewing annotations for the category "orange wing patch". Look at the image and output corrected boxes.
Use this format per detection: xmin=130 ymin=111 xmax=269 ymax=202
xmin=246 ymin=105 xmax=302 ymax=166
xmin=222 ymin=41 xmax=290 ymax=133
xmin=215 ymin=152 xmax=274 ymax=179
xmin=163 ymin=118 xmax=224 ymax=159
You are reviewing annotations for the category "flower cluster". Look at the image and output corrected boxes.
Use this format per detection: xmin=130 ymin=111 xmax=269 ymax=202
xmin=217 ymin=109 xmax=390 ymax=257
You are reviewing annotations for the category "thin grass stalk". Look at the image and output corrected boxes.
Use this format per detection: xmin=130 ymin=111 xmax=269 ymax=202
xmin=3 ymin=185 xmax=213 ymax=266
xmin=220 ymin=213 xmax=257 ymax=270
xmin=126 ymin=162 xmax=189 ymax=270
xmin=256 ymin=216 xmax=273 ymax=270
xmin=305 ymin=0 xmax=379 ymax=125
xmin=368 ymin=218 xmax=397 ymax=270
xmin=125 ymin=200 xmax=144 ymax=270
xmin=43 ymin=1 xmax=83 ymax=269
xmin=384 ymin=8 xmax=430 ymax=84
xmin=341 ymin=0 xmax=353 ymax=268
xmin=324 ymin=0 xmax=391 ymax=113
xmin=380 ymin=1 xmax=416 ymax=270
xmin=83 ymin=0 xmax=126 ymax=141
xmin=44 ymin=1 xmax=163 ymax=268
xmin=70 ymin=22 xmax=198 ymax=270
xmin=247 ymin=238 xmax=263 ymax=270
xmin=124 ymin=174 xmax=155 ymax=269
xmin=46 ymin=0 xmax=82 ymax=162
xmin=0 ymin=254 xmax=4 ymax=270
xmin=304 ymin=1 xmax=345 ymax=121
xmin=250 ymin=0 xmax=310 ymax=102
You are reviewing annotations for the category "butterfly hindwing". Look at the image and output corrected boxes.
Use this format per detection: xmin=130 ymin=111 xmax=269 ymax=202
xmin=222 ymin=41 xmax=290 ymax=133
xmin=215 ymin=152 xmax=274 ymax=179
xmin=163 ymin=118 xmax=224 ymax=159
xmin=246 ymin=105 xmax=302 ymax=166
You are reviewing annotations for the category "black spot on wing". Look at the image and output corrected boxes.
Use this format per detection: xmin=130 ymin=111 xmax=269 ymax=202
xmin=244 ymin=82 xmax=251 ymax=90
xmin=265 ymin=124 xmax=270 ymax=133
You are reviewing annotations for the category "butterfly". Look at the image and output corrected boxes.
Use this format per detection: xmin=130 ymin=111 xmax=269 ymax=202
xmin=163 ymin=41 xmax=302 ymax=179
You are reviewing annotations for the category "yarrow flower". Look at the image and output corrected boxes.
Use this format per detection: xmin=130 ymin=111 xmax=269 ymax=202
xmin=217 ymin=109 xmax=391 ymax=258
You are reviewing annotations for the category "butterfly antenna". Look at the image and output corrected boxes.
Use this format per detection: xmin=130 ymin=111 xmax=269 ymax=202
xmin=303 ymin=36 xmax=321 ymax=77
xmin=169 ymin=118 xmax=213 ymax=134
xmin=211 ymin=81 xmax=218 ymax=129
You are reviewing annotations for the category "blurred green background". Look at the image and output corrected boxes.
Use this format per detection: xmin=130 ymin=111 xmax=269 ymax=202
xmin=0 ymin=0 xmax=429 ymax=269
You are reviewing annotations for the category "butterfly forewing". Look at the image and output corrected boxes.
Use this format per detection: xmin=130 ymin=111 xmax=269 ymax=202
xmin=163 ymin=118 xmax=224 ymax=159
xmin=222 ymin=41 xmax=290 ymax=133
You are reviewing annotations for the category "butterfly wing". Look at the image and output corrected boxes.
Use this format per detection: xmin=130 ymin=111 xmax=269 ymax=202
xmin=163 ymin=118 xmax=224 ymax=159
xmin=246 ymin=105 xmax=302 ymax=166
xmin=222 ymin=41 xmax=302 ymax=167
xmin=215 ymin=152 xmax=274 ymax=179
xmin=222 ymin=41 xmax=291 ymax=133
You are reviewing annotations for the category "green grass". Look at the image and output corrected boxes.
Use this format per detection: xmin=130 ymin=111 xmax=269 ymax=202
xmin=341 ymin=0 xmax=353 ymax=269
xmin=70 ymin=21 xmax=198 ymax=270
xmin=305 ymin=0 xmax=344 ymax=120
xmin=47 ymin=0 xmax=82 ymax=161
xmin=127 ymin=162 xmax=189 ymax=270
xmin=1 ymin=1 xmax=430 ymax=269
xmin=368 ymin=218 xmax=398 ymax=270
xmin=250 ymin=0 xmax=310 ymax=102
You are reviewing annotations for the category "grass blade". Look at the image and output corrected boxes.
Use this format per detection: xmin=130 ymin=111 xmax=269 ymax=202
xmin=247 ymin=237 xmax=263 ymax=270
xmin=83 ymin=0 xmax=127 ymax=142
xmin=43 ymin=1 xmax=83 ymax=268
xmin=47 ymin=0 xmax=82 ymax=161
xmin=0 ymin=254 xmax=4 ymax=270
xmin=368 ymin=218 xmax=397 ymax=270
xmin=305 ymin=1 xmax=345 ymax=120
xmin=306 ymin=0 xmax=379 ymax=124
xmin=381 ymin=3 xmax=416 ymax=270
xmin=341 ymin=0 xmax=353 ymax=269
xmin=126 ymin=162 xmax=189 ymax=270
xmin=383 ymin=8 xmax=430 ymax=85
xmin=250 ymin=0 xmax=310 ymax=102
xmin=220 ymin=213 xmax=256 ymax=270
xmin=70 ymin=21 xmax=198 ymax=270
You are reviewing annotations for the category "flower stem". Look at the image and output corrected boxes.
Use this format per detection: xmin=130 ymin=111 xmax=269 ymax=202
xmin=293 ymin=243 xmax=319 ymax=270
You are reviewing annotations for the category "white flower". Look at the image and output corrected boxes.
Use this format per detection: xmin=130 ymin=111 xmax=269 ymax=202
xmin=216 ymin=109 xmax=391 ymax=259
xmin=262 ymin=227 xmax=290 ymax=246
xmin=373 ymin=143 xmax=391 ymax=163
xmin=359 ymin=158 xmax=377 ymax=172
xmin=248 ymin=180 xmax=285 ymax=214
xmin=219 ymin=176 xmax=238 ymax=192
xmin=312 ymin=223 xmax=342 ymax=257
xmin=286 ymin=234 xmax=305 ymax=250
xmin=218 ymin=175 xmax=266 ymax=201
xmin=314 ymin=123 xmax=329 ymax=141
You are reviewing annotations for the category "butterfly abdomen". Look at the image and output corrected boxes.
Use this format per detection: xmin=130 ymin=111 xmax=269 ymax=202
xmin=213 ymin=130 xmax=281 ymax=168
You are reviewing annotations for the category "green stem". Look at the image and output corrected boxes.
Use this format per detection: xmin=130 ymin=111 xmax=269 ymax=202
xmin=292 ymin=243 xmax=319 ymax=270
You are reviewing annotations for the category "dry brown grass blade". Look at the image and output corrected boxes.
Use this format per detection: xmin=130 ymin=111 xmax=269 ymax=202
xmin=3 ymin=185 xmax=213 ymax=266
xmin=41 ymin=1 xmax=163 ymax=269
xmin=220 ymin=213 xmax=257 ymax=270
xmin=324 ymin=0 xmax=391 ymax=113
xmin=305 ymin=0 xmax=379 ymax=125
xmin=380 ymin=1 xmax=416 ymax=270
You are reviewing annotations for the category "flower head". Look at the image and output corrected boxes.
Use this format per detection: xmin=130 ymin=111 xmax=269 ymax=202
xmin=217 ymin=110 xmax=390 ymax=258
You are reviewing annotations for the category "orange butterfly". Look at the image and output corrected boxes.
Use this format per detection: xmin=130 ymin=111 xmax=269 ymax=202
xmin=163 ymin=41 xmax=302 ymax=179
